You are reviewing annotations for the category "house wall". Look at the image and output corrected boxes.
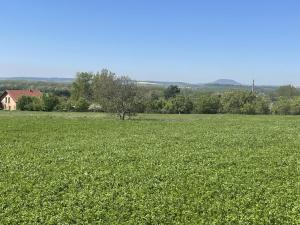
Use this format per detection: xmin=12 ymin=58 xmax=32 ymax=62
xmin=0 ymin=94 xmax=17 ymax=110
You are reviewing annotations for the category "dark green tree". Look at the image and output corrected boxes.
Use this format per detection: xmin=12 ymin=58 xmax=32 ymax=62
xmin=164 ymin=85 xmax=180 ymax=99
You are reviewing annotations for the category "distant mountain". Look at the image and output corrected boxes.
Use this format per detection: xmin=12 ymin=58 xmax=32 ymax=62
xmin=211 ymin=79 xmax=242 ymax=86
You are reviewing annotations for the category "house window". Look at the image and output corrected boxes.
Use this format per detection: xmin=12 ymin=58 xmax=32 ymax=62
xmin=8 ymin=97 xmax=10 ymax=103
xmin=5 ymin=97 xmax=7 ymax=103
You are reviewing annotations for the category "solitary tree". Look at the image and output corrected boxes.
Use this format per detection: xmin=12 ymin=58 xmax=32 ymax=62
xmin=92 ymin=70 xmax=138 ymax=119
xmin=113 ymin=76 xmax=139 ymax=119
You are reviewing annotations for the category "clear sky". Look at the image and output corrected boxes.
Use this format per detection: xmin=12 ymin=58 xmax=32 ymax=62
xmin=1 ymin=0 xmax=300 ymax=85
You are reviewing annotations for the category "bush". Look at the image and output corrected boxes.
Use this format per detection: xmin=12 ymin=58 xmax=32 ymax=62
xmin=88 ymin=103 xmax=103 ymax=112
xmin=220 ymin=91 xmax=270 ymax=115
xmin=272 ymin=97 xmax=300 ymax=115
xmin=254 ymin=97 xmax=270 ymax=114
xmin=42 ymin=93 xmax=59 ymax=111
xmin=221 ymin=91 xmax=253 ymax=114
xmin=162 ymin=96 xmax=193 ymax=114
xmin=194 ymin=95 xmax=221 ymax=114
xmin=145 ymin=98 xmax=166 ymax=113
xmin=74 ymin=98 xmax=89 ymax=112
xmin=290 ymin=98 xmax=300 ymax=115
xmin=272 ymin=97 xmax=292 ymax=115
xmin=17 ymin=96 xmax=42 ymax=111
xmin=241 ymin=103 xmax=256 ymax=115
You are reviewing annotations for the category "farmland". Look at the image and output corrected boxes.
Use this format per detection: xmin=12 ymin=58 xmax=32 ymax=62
xmin=0 ymin=112 xmax=300 ymax=224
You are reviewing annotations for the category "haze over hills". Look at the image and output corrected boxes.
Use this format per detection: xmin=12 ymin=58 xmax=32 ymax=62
xmin=211 ymin=79 xmax=242 ymax=86
xmin=0 ymin=77 xmax=74 ymax=83
xmin=0 ymin=76 xmax=269 ymax=86
xmin=1 ymin=76 xmax=243 ymax=86
xmin=0 ymin=76 xmax=282 ymax=94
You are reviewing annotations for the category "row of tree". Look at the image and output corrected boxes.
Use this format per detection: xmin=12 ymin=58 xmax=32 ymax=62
xmin=18 ymin=94 xmax=60 ymax=111
xmin=14 ymin=69 xmax=300 ymax=118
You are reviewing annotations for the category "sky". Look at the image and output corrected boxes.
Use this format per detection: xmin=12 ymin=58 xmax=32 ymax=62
xmin=0 ymin=0 xmax=300 ymax=85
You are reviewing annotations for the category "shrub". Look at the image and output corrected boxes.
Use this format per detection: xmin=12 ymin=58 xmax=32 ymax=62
xmin=88 ymin=103 xmax=103 ymax=112
xmin=74 ymin=98 xmax=89 ymax=112
xmin=272 ymin=97 xmax=292 ymax=115
xmin=194 ymin=95 xmax=221 ymax=114
xmin=17 ymin=96 xmax=42 ymax=111
xmin=42 ymin=93 xmax=59 ymax=111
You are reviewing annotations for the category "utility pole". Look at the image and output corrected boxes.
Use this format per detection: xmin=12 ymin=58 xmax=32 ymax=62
xmin=252 ymin=80 xmax=255 ymax=93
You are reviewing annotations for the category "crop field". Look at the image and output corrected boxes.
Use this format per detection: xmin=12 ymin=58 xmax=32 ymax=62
xmin=0 ymin=111 xmax=300 ymax=224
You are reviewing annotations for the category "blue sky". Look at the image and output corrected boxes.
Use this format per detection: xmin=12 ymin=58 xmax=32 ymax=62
xmin=0 ymin=0 xmax=300 ymax=85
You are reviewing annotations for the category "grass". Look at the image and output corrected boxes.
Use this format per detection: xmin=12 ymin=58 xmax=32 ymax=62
xmin=0 ymin=111 xmax=300 ymax=224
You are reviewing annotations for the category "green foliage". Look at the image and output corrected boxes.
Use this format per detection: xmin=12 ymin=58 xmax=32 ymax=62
xmin=17 ymin=96 xmax=42 ymax=111
xmin=74 ymin=98 xmax=90 ymax=112
xmin=71 ymin=72 xmax=93 ymax=101
xmin=193 ymin=94 xmax=221 ymax=114
xmin=70 ymin=70 xmax=139 ymax=119
xmin=16 ymin=94 xmax=61 ymax=112
xmin=164 ymin=85 xmax=180 ymax=99
xmin=57 ymin=99 xmax=74 ymax=112
xmin=253 ymin=96 xmax=271 ymax=114
xmin=42 ymin=93 xmax=59 ymax=111
xmin=272 ymin=97 xmax=292 ymax=115
xmin=241 ymin=96 xmax=270 ymax=115
xmin=290 ymin=97 xmax=300 ymax=115
xmin=66 ymin=69 xmax=293 ymax=115
xmin=221 ymin=91 xmax=253 ymax=114
xmin=162 ymin=96 xmax=193 ymax=114
xmin=1 ymin=112 xmax=300 ymax=224
xmin=272 ymin=97 xmax=300 ymax=115
xmin=57 ymin=98 xmax=89 ymax=112
xmin=92 ymin=73 xmax=139 ymax=119
xmin=91 ymin=69 xmax=116 ymax=105
xmin=275 ymin=85 xmax=300 ymax=98
xmin=221 ymin=91 xmax=270 ymax=115
xmin=145 ymin=98 xmax=166 ymax=113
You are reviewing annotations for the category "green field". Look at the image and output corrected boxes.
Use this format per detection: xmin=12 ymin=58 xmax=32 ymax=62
xmin=1 ymin=112 xmax=300 ymax=224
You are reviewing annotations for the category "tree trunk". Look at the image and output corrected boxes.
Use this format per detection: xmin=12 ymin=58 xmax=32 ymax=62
xmin=121 ymin=112 xmax=125 ymax=120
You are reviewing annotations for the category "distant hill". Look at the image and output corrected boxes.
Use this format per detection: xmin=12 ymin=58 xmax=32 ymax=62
xmin=0 ymin=77 xmax=280 ymax=93
xmin=0 ymin=77 xmax=74 ymax=83
xmin=137 ymin=81 xmax=200 ymax=88
xmin=211 ymin=79 xmax=242 ymax=86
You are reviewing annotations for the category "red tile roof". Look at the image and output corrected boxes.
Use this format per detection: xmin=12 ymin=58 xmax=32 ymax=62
xmin=1 ymin=90 xmax=42 ymax=102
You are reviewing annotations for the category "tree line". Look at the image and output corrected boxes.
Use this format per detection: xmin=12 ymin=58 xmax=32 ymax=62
xmin=11 ymin=69 xmax=300 ymax=118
